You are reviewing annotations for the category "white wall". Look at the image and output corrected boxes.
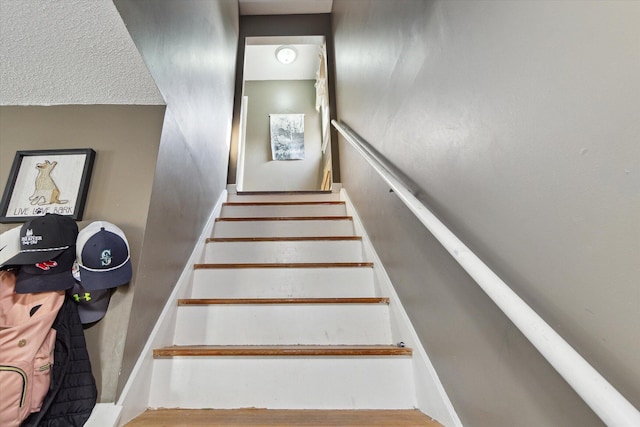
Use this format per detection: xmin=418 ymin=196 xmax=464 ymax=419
xmin=242 ymin=80 xmax=323 ymax=191
xmin=332 ymin=1 xmax=640 ymax=425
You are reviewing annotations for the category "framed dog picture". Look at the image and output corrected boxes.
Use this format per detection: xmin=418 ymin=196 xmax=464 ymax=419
xmin=0 ymin=149 xmax=96 ymax=223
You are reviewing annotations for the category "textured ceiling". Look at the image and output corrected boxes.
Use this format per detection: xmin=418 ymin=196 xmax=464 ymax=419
xmin=0 ymin=0 xmax=164 ymax=105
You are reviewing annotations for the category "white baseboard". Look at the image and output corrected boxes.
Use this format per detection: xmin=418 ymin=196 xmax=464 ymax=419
xmin=113 ymin=190 xmax=227 ymax=427
xmin=84 ymin=403 xmax=123 ymax=427
xmin=340 ymin=188 xmax=462 ymax=427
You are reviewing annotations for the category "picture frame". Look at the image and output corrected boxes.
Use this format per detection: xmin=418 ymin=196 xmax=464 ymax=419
xmin=269 ymin=113 xmax=305 ymax=160
xmin=0 ymin=148 xmax=96 ymax=223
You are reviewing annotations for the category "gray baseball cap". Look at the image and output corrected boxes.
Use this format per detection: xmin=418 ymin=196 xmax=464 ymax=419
xmin=68 ymin=281 xmax=112 ymax=324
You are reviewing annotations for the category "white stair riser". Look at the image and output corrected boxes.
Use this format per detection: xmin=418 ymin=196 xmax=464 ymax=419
xmin=221 ymin=204 xmax=346 ymax=218
xmin=174 ymin=305 xmax=391 ymax=345
xmin=227 ymin=193 xmax=341 ymax=202
xmin=204 ymin=240 xmax=364 ymax=264
xmin=191 ymin=268 xmax=376 ymax=298
xmin=149 ymin=357 xmax=416 ymax=409
xmin=212 ymin=220 xmax=355 ymax=238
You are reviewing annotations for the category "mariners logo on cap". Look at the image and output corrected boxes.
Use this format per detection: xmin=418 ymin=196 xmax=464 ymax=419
xmin=100 ymin=249 xmax=112 ymax=266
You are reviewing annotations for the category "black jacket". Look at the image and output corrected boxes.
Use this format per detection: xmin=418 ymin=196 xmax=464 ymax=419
xmin=22 ymin=296 xmax=97 ymax=427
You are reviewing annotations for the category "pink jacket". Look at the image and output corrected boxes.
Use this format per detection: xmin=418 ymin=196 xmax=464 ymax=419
xmin=0 ymin=271 xmax=64 ymax=427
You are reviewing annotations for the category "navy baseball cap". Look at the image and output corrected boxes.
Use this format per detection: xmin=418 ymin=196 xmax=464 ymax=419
xmin=2 ymin=214 xmax=78 ymax=266
xmin=76 ymin=221 xmax=132 ymax=290
xmin=15 ymin=246 xmax=77 ymax=294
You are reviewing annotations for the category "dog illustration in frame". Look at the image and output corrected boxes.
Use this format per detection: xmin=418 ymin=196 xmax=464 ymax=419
xmin=29 ymin=160 xmax=68 ymax=205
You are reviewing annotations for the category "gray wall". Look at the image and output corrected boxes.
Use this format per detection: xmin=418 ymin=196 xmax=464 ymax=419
xmin=332 ymin=1 xmax=639 ymax=426
xmin=242 ymin=80 xmax=322 ymax=191
xmin=0 ymin=105 xmax=165 ymax=401
xmin=113 ymin=0 xmax=239 ymax=398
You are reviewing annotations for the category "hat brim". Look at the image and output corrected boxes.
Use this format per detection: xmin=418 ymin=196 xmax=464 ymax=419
xmin=78 ymin=296 xmax=110 ymax=324
xmin=15 ymin=267 xmax=76 ymax=294
xmin=78 ymin=259 xmax=132 ymax=291
xmin=71 ymin=286 xmax=111 ymax=324
xmin=2 ymin=247 xmax=68 ymax=268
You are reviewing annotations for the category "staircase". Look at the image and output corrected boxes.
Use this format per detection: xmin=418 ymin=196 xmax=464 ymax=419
xmin=125 ymin=190 xmax=442 ymax=426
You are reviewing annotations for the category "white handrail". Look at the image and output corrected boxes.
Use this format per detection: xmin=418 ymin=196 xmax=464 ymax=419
xmin=332 ymin=120 xmax=640 ymax=427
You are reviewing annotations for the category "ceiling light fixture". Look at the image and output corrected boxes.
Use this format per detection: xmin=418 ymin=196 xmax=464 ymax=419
xmin=275 ymin=46 xmax=297 ymax=64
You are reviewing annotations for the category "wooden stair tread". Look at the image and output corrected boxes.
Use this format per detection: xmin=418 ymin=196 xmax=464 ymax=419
xmin=194 ymin=262 xmax=374 ymax=269
xmin=224 ymin=201 xmax=345 ymax=206
xmin=236 ymin=190 xmax=333 ymax=195
xmin=216 ymin=216 xmax=352 ymax=222
xmin=153 ymin=345 xmax=412 ymax=358
xmin=178 ymin=297 xmax=390 ymax=305
xmin=206 ymin=236 xmax=361 ymax=242
xmin=125 ymin=408 xmax=442 ymax=426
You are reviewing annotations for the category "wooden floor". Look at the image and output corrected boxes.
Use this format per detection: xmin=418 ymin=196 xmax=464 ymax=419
xmin=124 ymin=409 xmax=443 ymax=426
